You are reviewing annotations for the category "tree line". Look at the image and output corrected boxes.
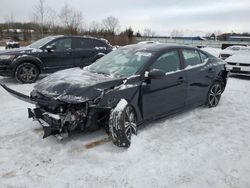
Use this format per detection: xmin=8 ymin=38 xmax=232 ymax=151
xmin=1 ymin=0 xmax=158 ymax=45
xmin=1 ymin=0 xmax=249 ymax=45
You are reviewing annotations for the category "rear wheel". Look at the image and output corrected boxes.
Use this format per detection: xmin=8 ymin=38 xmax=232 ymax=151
xmin=207 ymin=82 xmax=223 ymax=107
xmin=109 ymin=99 xmax=137 ymax=147
xmin=15 ymin=63 xmax=39 ymax=83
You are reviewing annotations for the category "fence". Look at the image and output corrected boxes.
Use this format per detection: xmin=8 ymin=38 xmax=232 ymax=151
xmin=135 ymin=37 xmax=250 ymax=49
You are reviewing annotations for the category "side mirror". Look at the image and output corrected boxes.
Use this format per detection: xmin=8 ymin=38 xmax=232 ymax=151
xmin=147 ymin=69 xmax=165 ymax=79
xmin=46 ymin=45 xmax=56 ymax=52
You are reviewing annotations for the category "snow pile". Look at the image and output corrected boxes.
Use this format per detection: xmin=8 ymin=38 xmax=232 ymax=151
xmin=226 ymin=51 xmax=250 ymax=64
xmin=201 ymin=47 xmax=221 ymax=57
xmin=0 ymin=46 xmax=5 ymax=51
xmin=0 ymin=76 xmax=250 ymax=187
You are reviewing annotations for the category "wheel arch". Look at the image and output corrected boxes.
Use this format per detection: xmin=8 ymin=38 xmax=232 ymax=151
xmin=214 ymin=69 xmax=228 ymax=92
xmin=11 ymin=56 xmax=44 ymax=75
xmin=97 ymin=87 xmax=143 ymax=123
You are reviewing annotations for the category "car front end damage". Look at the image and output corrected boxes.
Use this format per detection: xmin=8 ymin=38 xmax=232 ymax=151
xmin=28 ymin=90 xmax=113 ymax=139
xmin=0 ymin=73 xmax=141 ymax=140
xmin=0 ymin=82 xmax=115 ymax=139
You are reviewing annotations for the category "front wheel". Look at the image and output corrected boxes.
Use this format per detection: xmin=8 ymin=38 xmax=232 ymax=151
xmin=15 ymin=63 xmax=40 ymax=83
xmin=207 ymin=82 xmax=223 ymax=107
xmin=109 ymin=99 xmax=137 ymax=147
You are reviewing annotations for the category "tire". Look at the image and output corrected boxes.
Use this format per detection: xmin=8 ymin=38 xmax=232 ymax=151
xmin=15 ymin=63 xmax=40 ymax=83
xmin=207 ymin=81 xmax=223 ymax=107
xmin=109 ymin=99 xmax=137 ymax=147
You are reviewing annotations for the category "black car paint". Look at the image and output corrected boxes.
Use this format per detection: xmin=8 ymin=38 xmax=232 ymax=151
xmin=0 ymin=44 xmax=228 ymax=138
xmin=0 ymin=36 xmax=112 ymax=77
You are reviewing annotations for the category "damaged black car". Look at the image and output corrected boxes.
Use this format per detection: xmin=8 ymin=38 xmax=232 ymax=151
xmin=1 ymin=43 xmax=229 ymax=147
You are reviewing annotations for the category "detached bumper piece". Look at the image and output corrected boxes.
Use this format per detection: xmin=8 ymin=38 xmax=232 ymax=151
xmin=28 ymin=108 xmax=61 ymax=138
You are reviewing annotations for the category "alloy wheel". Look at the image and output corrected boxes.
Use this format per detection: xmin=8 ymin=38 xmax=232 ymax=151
xmin=208 ymin=83 xmax=222 ymax=107
xmin=124 ymin=106 xmax=137 ymax=140
xmin=19 ymin=66 xmax=38 ymax=83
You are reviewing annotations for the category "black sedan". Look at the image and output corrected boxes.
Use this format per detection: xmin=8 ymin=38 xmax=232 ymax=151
xmin=1 ymin=43 xmax=229 ymax=147
xmin=0 ymin=35 xmax=112 ymax=83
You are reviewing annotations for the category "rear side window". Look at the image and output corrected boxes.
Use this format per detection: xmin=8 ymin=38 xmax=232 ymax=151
xmin=73 ymin=38 xmax=107 ymax=49
xmin=93 ymin=40 xmax=107 ymax=48
xmin=182 ymin=49 xmax=202 ymax=66
xmin=80 ymin=39 xmax=94 ymax=49
xmin=150 ymin=51 xmax=180 ymax=74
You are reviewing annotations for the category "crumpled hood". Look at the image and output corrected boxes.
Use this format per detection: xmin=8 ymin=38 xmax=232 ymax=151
xmin=34 ymin=68 xmax=124 ymax=103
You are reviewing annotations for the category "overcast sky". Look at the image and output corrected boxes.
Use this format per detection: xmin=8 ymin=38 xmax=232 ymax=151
xmin=0 ymin=0 xmax=250 ymax=36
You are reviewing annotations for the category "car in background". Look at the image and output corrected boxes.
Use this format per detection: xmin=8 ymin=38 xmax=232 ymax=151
xmin=225 ymin=51 xmax=250 ymax=76
xmin=5 ymin=41 xmax=20 ymax=49
xmin=138 ymin=41 xmax=160 ymax=44
xmin=1 ymin=43 xmax=229 ymax=147
xmin=0 ymin=35 xmax=113 ymax=83
xmin=219 ymin=45 xmax=250 ymax=60
xmin=201 ymin=47 xmax=221 ymax=57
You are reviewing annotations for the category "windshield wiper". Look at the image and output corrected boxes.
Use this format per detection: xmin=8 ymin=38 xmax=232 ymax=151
xmin=96 ymin=71 xmax=111 ymax=76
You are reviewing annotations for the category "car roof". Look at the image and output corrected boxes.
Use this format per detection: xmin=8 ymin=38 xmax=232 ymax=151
xmin=55 ymin=35 xmax=104 ymax=41
xmin=121 ymin=43 xmax=199 ymax=52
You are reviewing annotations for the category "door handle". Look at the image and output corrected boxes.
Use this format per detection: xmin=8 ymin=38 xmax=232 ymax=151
xmin=177 ymin=77 xmax=185 ymax=84
xmin=208 ymin=68 xmax=215 ymax=73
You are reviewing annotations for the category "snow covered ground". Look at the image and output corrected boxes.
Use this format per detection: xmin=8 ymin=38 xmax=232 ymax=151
xmin=0 ymin=46 xmax=5 ymax=51
xmin=0 ymin=76 xmax=250 ymax=188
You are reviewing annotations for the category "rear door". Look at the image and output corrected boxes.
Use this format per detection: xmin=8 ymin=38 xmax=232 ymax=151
xmin=181 ymin=48 xmax=214 ymax=105
xmin=72 ymin=38 xmax=108 ymax=67
xmin=142 ymin=49 xmax=187 ymax=119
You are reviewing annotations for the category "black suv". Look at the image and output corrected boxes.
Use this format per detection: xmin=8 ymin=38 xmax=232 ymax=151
xmin=0 ymin=36 xmax=113 ymax=83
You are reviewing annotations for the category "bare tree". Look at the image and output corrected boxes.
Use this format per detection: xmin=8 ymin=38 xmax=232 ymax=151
xmin=4 ymin=12 xmax=15 ymax=29
xmin=46 ymin=8 xmax=58 ymax=32
xmin=143 ymin=28 xmax=156 ymax=37
xmin=102 ymin=16 xmax=120 ymax=35
xmin=205 ymin=32 xmax=212 ymax=37
xmin=4 ymin=12 xmax=15 ymax=24
xmin=170 ymin=29 xmax=183 ymax=37
xmin=89 ymin=21 xmax=101 ymax=32
xmin=33 ymin=0 xmax=47 ymax=37
xmin=213 ymin=30 xmax=222 ymax=40
xmin=60 ymin=4 xmax=83 ymax=35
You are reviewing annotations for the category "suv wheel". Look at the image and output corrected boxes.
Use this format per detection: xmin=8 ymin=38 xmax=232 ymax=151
xmin=109 ymin=99 xmax=137 ymax=147
xmin=207 ymin=81 xmax=223 ymax=107
xmin=15 ymin=63 xmax=40 ymax=83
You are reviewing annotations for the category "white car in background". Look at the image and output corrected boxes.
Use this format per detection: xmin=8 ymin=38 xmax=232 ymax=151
xmin=201 ymin=47 xmax=222 ymax=57
xmin=138 ymin=41 xmax=160 ymax=44
xmin=226 ymin=51 xmax=250 ymax=76
xmin=219 ymin=45 xmax=250 ymax=60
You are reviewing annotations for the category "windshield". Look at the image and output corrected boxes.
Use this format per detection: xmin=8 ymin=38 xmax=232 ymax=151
xmin=88 ymin=48 xmax=153 ymax=77
xmin=28 ymin=36 xmax=56 ymax=49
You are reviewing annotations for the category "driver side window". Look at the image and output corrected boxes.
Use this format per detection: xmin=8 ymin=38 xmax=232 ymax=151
xmin=50 ymin=38 xmax=72 ymax=50
xmin=149 ymin=50 xmax=180 ymax=74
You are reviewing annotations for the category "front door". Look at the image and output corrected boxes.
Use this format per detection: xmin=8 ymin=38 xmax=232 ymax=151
xmin=40 ymin=38 xmax=75 ymax=72
xmin=142 ymin=50 xmax=187 ymax=120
